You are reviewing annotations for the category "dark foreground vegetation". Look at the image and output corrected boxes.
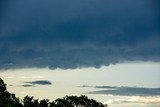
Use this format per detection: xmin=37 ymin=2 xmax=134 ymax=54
xmin=0 ymin=78 xmax=107 ymax=107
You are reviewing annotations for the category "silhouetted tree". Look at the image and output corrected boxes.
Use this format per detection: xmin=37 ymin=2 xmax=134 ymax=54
xmin=55 ymin=98 xmax=74 ymax=107
xmin=23 ymin=96 xmax=35 ymax=107
xmin=39 ymin=99 xmax=49 ymax=107
xmin=55 ymin=95 xmax=106 ymax=107
xmin=0 ymin=78 xmax=7 ymax=93
xmin=49 ymin=101 xmax=56 ymax=107
xmin=33 ymin=99 xmax=39 ymax=107
xmin=0 ymin=78 xmax=23 ymax=107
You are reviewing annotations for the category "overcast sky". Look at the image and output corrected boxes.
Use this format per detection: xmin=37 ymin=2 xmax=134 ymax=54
xmin=0 ymin=0 xmax=160 ymax=69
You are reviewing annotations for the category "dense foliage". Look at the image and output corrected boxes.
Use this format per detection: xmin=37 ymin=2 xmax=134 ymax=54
xmin=0 ymin=78 xmax=107 ymax=107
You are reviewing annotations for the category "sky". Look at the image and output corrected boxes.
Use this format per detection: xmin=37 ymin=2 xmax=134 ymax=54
xmin=0 ymin=0 xmax=160 ymax=69
xmin=0 ymin=0 xmax=160 ymax=107
xmin=0 ymin=62 xmax=160 ymax=107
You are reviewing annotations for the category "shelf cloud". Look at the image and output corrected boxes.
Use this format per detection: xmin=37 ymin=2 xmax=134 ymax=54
xmin=0 ymin=0 xmax=160 ymax=70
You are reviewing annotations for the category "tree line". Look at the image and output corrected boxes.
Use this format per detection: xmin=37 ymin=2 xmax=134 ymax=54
xmin=0 ymin=78 xmax=107 ymax=107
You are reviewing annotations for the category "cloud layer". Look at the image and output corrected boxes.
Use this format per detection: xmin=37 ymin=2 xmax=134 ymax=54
xmin=0 ymin=0 xmax=160 ymax=69
xmin=22 ymin=80 xmax=52 ymax=87
xmin=88 ymin=86 xmax=160 ymax=96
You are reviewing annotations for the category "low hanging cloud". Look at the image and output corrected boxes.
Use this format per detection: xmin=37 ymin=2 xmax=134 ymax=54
xmin=88 ymin=86 xmax=160 ymax=96
xmin=105 ymin=96 xmax=160 ymax=105
xmin=0 ymin=0 xmax=160 ymax=70
xmin=23 ymin=80 xmax=52 ymax=86
xmin=21 ymin=84 xmax=35 ymax=87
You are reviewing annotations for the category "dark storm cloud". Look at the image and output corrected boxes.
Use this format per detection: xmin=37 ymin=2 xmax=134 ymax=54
xmin=21 ymin=84 xmax=35 ymax=87
xmin=24 ymin=80 xmax=52 ymax=85
xmin=88 ymin=86 xmax=160 ymax=96
xmin=0 ymin=0 xmax=160 ymax=69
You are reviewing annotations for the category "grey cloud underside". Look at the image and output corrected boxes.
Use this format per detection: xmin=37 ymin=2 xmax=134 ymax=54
xmin=0 ymin=0 xmax=160 ymax=69
xmin=87 ymin=86 xmax=160 ymax=96
xmin=23 ymin=80 xmax=52 ymax=86
xmin=21 ymin=85 xmax=35 ymax=87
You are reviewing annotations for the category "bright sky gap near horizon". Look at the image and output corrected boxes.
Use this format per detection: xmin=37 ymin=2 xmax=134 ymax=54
xmin=0 ymin=0 xmax=160 ymax=107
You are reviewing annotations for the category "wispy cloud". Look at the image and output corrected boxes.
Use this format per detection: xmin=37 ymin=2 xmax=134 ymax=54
xmin=20 ymin=76 xmax=45 ymax=79
xmin=21 ymin=84 xmax=35 ymax=87
xmin=105 ymin=96 xmax=160 ymax=105
xmin=22 ymin=80 xmax=52 ymax=86
xmin=5 ymin=76 xmax=45 ymax=79
xmin=88 ymin=86 xmax=160 ymax=96
xmin=6 ymin=76 xmax=14 ymax=79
